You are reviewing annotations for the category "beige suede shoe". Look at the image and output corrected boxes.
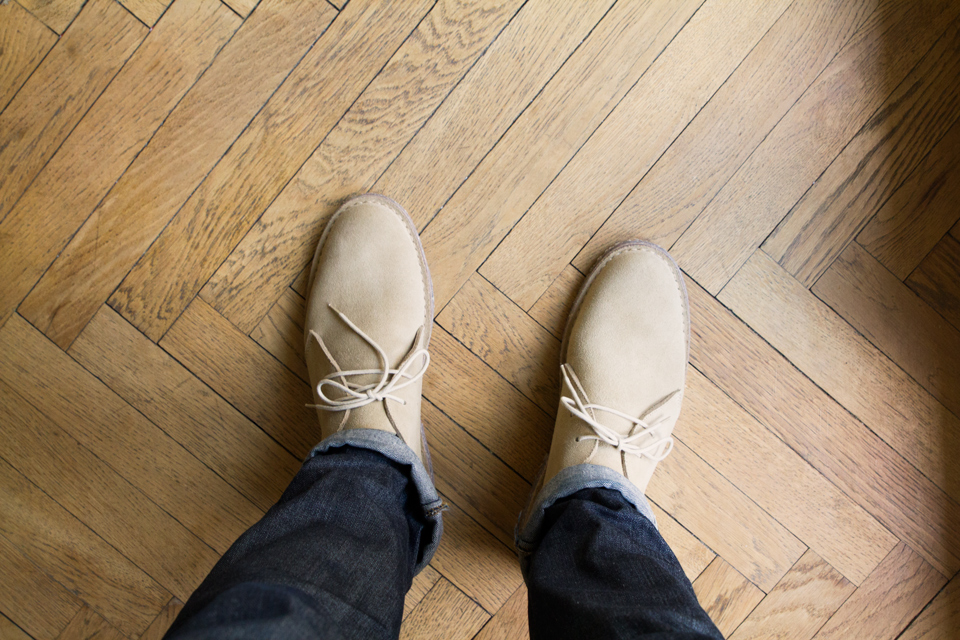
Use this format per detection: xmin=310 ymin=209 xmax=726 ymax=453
xmin=304 ymin=194 xmax=433 ymax=464
xmin=543 ymin=241 xmax=689 ymax=493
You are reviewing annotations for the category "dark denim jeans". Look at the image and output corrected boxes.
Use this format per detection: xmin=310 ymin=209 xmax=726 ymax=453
xmin=166 ymin=432 xmax=721 ymax=640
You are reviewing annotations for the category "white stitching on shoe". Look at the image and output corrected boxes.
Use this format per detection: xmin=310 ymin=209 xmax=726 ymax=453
xmin=560 ymin=363 xmax=676 ymax=475
xmin=306 ymin=305 xmax=429 ymax=438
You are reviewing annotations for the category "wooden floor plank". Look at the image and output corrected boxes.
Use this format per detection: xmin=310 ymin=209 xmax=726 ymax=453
xmin=109 ymin=0 xmax=434 ymax=341
xmin=0 ymin=314 xmax=263 ymax=555
xmin=648 ymin=502 xmax=716 ymax=583
xmin=528 ymin=265 xmax=584 ymax=340
xmin=692 ymin=274 xmax=960 ymax=576
xmin=16 ymin=0 xmax=84 ymax=34
xmin=400 ymin=578 xmax=489 ymax=640
xmin=159 ymin=299 xmax=318 ymax=457
xmin=201 ymin=0 xmax=529 ymax=332
xmin=0 ymin=460 xmax=170 ymax=637
xmin=672 ymin=0 xmax=960 ymax=294
xmin=0 ymin=2 xmax=56 ymax=113
xmin=0 ymin=0 xmax=144 ymax=223
xmin=137 ymin=598 xmax=184 ymax=640
xmin=729 ymin=550 xmax=855 ymax=640
xmin=69 ymin=306 xmax=301 ymax=512
xmin=424 ymin=399 xmax=530 ymax=547
xmin=897 ymin=574 xmax=960 ymax=640
xmin=10 ymin=0 xmax=238 ymax=346
xmin=572 ymin=0 xmax=874 ymax=275
xmin=250 ymin=288 xmax=310 ymax=383
xmin=374 ymin=0 xmax=618 ymax=226
xmin=221 ymin=0 xmax=258 ymax=19
xmin=813 ymin=242 xmax=960 ymax=422
xmin=812 ymin=543 xmax=945 ymax=640
xmin=417 ymin=0 xmax=703 ymax=309
xmin=481 ymin=0 xmax=796 ymax=310
xmin=431 ymin=495 xmax=523 ymax=614
xmin=0 ymin=614 xmax=32 ymax=640
xmin=55 ymin=606 xmax=126 ymax=640
xmin=0 ymin=380 xmax=220 ymax=600
xmin=472 ymin=586 xmax=528 ymax=640
xmin=425 ymin=326 xmax=554 ymax=483
xmin=119 ymin=0 xmax=172 ymax=26
xmin=403 ymin=566 xmax=441 ymax=621
xmin=722 ymin=250 xmax=960 ymax=506
xmin=0 ymin=534 xmax=82 ymax=640
xmin=19 ymin=0 xmax=336 ymax=349
xmin=763 ymin=20 xmax=960 ymax=286
xmin=692 ymin=557 xmax=766 ymax=637
xmin=438 ymin=275 xmax=560 ymax=412
xmin=857 ymin=118 xmax=960 ymax=280
xmin=907 ymin=232 xmax=960 ymax=331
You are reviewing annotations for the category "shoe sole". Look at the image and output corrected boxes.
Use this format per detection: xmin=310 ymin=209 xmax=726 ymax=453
xmin=307 ymin=193 xmax=437 ymax=475
xmin=560 ymin=240 xmax=690 ymax=366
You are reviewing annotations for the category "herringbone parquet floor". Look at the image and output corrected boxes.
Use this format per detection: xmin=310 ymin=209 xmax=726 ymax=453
xmin=1 ymin=0 xmax=959 ymax=637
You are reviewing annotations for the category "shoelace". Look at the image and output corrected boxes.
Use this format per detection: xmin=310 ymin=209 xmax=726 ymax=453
xmin=307 ymin=305 xmax=429 ymax=414
xmin=560 ymin=363 xmax=676 ymax=466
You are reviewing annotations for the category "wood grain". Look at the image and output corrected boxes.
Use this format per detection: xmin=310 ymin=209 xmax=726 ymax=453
xmin=110 ymin=0 xmax=434 ymax=340
xmin=431 ymin=495 xmax=523 ymax=613
xmin=250 ymin=287 xmax=310 ymax=382
xmin=907 ymin=232 xmax=960 ymax=331
xmin=692 ymin=274 xmax=960 ymax=576
xmin=897 ymin=574 xmax=960 ymax=640
xmin=812 ymin=543 xmax=945 ymax=640
xmin=160 ymin=298 xmax=318 ymax=457
xmin=19 ymin=0 xmax=335 ymax=349
xmin=11 ymin=0 xmax=238 ymax=345
xmin=0 ymin=314 xmax=262 ymax=555
xmin=692 ymin=557 xmax=765 ymax=637
xmin=202 ymin=0 xmax=526 ymax=332
xmin=425 ymin=326 xmax=554 ymax=483
xmin=722 ymin=250 xmax=960 ymax=505
xmin=438 ymin=274 xmax=560 ymax=412
xmin=0 ymin=459 xmax=169 ymax=637
xmin=424 ymin=399 xmax=530 ymax=547
xmin=55 ymin=607 xmax=126 ymax=640
xmin=0 ymin=614 xmax=31 ymax=640
xmin=481 ymin=0 xmax=795 ymax=309
xmin=220 ymin=0 xmax=258 ymax=19
xmin=0 ymin=534 xmax=82 ymax=640
xmin=650 ymin=439 xmax=806 ymax=592
xmin=572 ymin=0 xmax=875 ymax=274
xmin=858 ymin=117 xmax=960 ymax=279
xmin=417 ymin=0 xmax=703 ymax=308
xmin=70 ymin=306 xmax=301 ymax=512
xmin=399 ymin=578 xmax=489 ymax=640
xmin=374 ymin=0 xmax=616 ymax=228
xmin=672 ymin=0 xmax=960 ymax=294
xmin=764 ymin=21 xmax=960 ymax=286
xmin=813 ymin=242 xmax=960 ymax=421
xmin=680 ymin=368 xmax=895 ymax=586
xmin=0 ymin=380 xmax=220 ymax=600
xmin=119 ymin=0 xmax=171 ymax=26
xmin=649 ymin=501 xmax=716 ymax=583
xmin=730 ymin=550 xmax=854 ymax=640
xmin=0 ymin=0 xmax=144 ymax=221
xmin=403 ymin=566 xmax=441 ymax=621
xmin=528 ymin=265 xmax=584 ymax=340
xmin=138 ymin=598 xmax=184 ymax=640
xmin=473 ymin=586 xmax=528 ymax=640
xmin=0 ymin=1 xmax=56 ymax=112
xmin=16 ymin=0 xmax=84 ymax=33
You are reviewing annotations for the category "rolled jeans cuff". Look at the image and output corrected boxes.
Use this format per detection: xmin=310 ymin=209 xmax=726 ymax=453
xmin=309 ymin=429 xmax=443 ymax=574
xmin=516 ymin=463 xmax=657 ymax=571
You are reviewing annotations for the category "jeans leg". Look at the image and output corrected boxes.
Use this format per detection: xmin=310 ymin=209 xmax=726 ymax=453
xmin=166 ymin=439 xmax=439 ymax=640
xmin=525 ymin=487 xmax=723 ymax=640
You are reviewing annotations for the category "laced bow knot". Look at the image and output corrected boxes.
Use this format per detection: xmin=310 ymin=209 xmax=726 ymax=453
xmin=560 ymin=363 xmax=676 ymax=466
xmin=307 ymin=305 xmax=429 ymax=417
